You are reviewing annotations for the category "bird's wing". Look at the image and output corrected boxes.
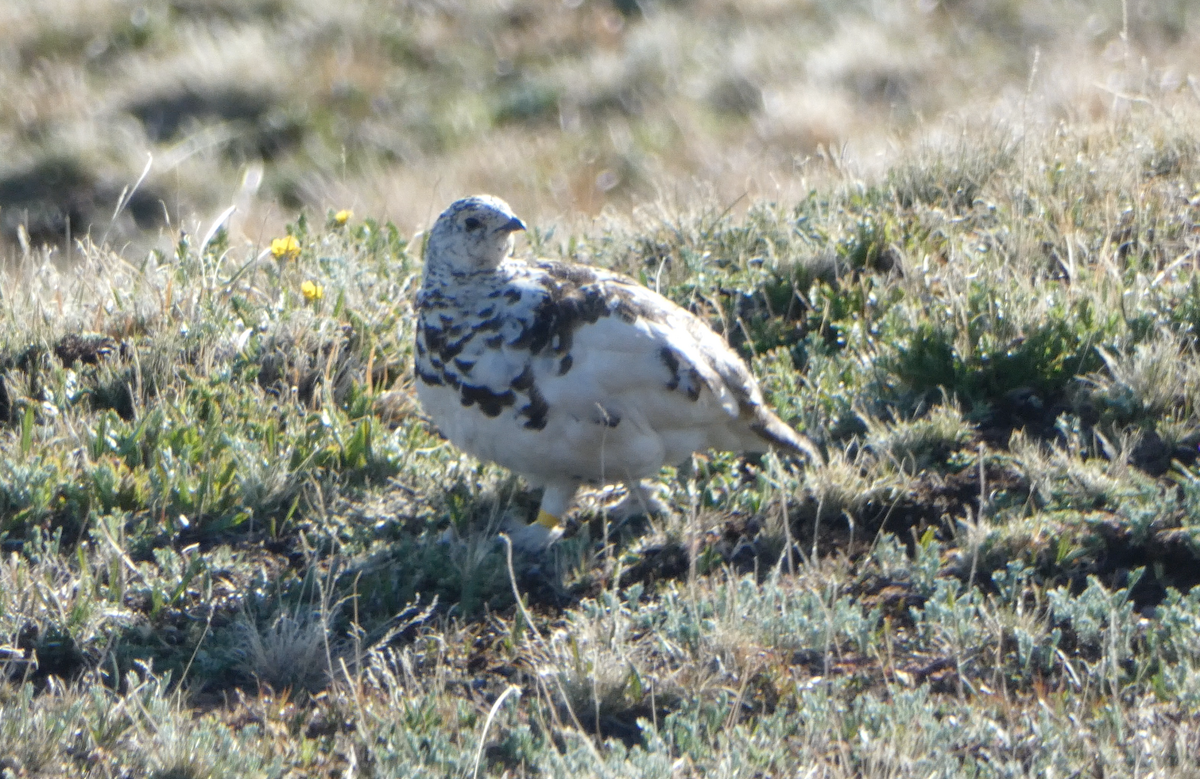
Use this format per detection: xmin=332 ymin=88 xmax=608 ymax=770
xmin=526 ymin=261 xmax=815 ymax=458
xmin=416 ymin=259 xmax=815 ymax=461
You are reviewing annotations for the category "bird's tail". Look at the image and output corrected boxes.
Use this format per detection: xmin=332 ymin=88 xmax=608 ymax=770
xmin=751 ymin=412 xmax=825 ymax=465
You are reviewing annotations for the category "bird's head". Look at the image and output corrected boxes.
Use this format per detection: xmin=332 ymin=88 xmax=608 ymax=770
xmin=424 ymin=195 xmax=527 ymax=275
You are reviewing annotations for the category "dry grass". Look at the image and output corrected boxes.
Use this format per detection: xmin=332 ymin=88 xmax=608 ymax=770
xmin=2 ymin=2 xmax=1200 ymax=777
xmin=2 ymin=0 xmax=1198 ymax=256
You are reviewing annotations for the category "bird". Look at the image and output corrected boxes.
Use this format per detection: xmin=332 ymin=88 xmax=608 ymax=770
xmin=414 ymin=195 xmax=819 ymax=551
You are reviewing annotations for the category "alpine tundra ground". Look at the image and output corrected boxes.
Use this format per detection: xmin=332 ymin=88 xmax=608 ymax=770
xmin=2 ymin=108 xmax=1200 ymax=776
xmin=3 ymin=1 xmax=1200 ymax=777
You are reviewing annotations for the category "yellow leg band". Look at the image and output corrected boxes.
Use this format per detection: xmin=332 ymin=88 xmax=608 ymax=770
xmin=535 ymin=509 xmax=561 ymax=529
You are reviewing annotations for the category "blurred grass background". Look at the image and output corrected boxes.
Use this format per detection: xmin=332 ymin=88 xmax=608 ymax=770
xmin=1 ymin=0 xmax=1196 ymax=256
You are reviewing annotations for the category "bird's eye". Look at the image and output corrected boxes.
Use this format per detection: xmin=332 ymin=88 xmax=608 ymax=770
xmin=464 ymin=217 xmax=483 ymax=231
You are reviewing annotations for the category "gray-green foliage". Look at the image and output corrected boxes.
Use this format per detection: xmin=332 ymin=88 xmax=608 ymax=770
xmin=4 ymin=110 xmax=1200 ymax=776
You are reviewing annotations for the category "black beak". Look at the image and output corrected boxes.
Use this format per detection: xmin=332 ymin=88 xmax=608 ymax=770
xmin=503 ymin=216 xmax=526 ymax=233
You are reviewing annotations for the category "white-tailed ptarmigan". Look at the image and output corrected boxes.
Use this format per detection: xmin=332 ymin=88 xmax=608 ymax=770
xmin=415 ymin=195 xmax=818 ymax=551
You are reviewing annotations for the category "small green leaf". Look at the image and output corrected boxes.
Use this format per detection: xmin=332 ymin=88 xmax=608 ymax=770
xmin=20 ymin=404 xmax=34 ymax=459
xmin=627 ymin=664 xmax=645 ymax=703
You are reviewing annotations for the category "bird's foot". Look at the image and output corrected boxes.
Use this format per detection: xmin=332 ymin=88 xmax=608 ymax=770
xmin=604 ymin=483 xmax=669 ymax=523
xmin=506 ymin=522 xmax=564 ymax=554
xmin=502 ymin=510 xmax=565 ymax=554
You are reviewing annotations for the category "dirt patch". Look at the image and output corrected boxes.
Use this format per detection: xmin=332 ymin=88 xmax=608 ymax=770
xmin=616 ymin=540 xmax=691 ymax=588
xmin=976 ymin=387 xmax=1071 ymax=448
xmin=883 ymin=463 xmax=1028 ymax=543
xmin=53 ymin=333 xmax=119 ymax=366
xmin=0 ymin=374 xmax=11 ymax=424
xmin=1126 ymin=429 xmax=1200 ymax=476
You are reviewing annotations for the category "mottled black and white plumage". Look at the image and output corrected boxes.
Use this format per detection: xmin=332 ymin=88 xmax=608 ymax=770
xmin=416 ymin=195 xmax=816 ymax=550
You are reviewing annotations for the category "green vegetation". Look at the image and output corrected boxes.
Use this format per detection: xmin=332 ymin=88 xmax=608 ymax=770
xmin=1 ymin=107 xmax=1200 ymax=775
xmin=3 ymin=0 xmax=1200 ymax=775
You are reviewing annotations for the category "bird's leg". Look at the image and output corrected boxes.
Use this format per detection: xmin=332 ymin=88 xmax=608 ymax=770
xmin=536 ymin=482 xmax=578 ymax=528
xmin=509 ymin=482 xmax=578 ymax=553
xmin=534 ymin=510 xmax=560 ymax=529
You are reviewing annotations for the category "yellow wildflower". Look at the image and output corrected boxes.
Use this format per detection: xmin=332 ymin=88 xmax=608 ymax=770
xmin=333 ymin=209 xmax=353 ymax=226
xmin=301 ymin=280 xmax=324 ymax=301
xmin=271 ymin=235 xmax=301 ymax=260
